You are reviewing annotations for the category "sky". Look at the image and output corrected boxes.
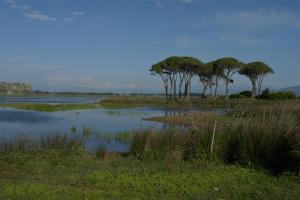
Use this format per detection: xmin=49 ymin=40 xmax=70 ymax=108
xmin=0 ymin=0 xmax=299 ymax=93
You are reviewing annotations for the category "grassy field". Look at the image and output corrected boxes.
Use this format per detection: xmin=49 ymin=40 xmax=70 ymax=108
xmin=0 ymin=103 xmax=101 ymax=112
xmin=0 ymin=136 xmax=298 ymax=200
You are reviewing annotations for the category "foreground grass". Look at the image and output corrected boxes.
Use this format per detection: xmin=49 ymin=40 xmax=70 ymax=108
xmin=0 ymin=103 xmax=101 ymax=112
xmin=0 ymin=149 xmax=299 ymax=200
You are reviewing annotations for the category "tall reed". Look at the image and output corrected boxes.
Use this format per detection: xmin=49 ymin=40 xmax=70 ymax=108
xmin=130 ymin=103 xmax=300 ymax=174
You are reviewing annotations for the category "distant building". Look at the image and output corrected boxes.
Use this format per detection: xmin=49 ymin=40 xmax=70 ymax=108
xmin=0 ymin=82 xmax=32 ymax=95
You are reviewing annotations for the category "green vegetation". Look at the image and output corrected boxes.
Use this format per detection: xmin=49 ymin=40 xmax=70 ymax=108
xmin=229 ymin=90 xmax=253 ymax=99
xmin=145 ymin=111 xmax=232 ymax=126
xmin=257 ymin=89 xmax=297 ymax=100
xmin=0 ymin=134 xmax=299 ymax=199
xmin=0 ymin=103 xmax=101 ymax=112
xmin=230 ymin=89 xmax=297 ymax=100
xmin=100 ymin=95 xmax=172 ymax=108
xmin=82 ymin=127 xmax=92 ymax=137
xmin=139 ymin=102 xmax=300 ymax=175
xmin=100 ymin=94 xmax=300 ymax=109
xmin=71 ymin=126 xmax=77 ymax=133
xmin=150 ymin=56 xmax=273 ymax=100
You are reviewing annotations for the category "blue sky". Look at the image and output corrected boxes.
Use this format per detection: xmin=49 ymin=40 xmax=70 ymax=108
xmin=0 ymin=0 xmax=299 ymax=93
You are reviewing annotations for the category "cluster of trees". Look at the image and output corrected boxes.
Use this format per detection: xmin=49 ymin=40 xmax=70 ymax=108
xmin=150 ymin=56 xmax=273 ymax=99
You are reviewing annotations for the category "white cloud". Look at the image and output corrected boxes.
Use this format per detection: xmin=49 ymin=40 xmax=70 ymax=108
xmin=70 ymin=11 xmax=86 ymax=16
xmin=24 ymin=10 xmax=57 ymax=22
xmin=5 ymin=0 xmax=16 ymax=8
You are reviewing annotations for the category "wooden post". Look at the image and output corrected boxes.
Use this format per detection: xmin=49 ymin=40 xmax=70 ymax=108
xmin=210 ymin=120 xmax=217 ymax=158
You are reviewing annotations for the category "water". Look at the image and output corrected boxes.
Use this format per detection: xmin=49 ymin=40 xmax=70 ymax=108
xmin=0 ymin=96 xmax=216 ymax=152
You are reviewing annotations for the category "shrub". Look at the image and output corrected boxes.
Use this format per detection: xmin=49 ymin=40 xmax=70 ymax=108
xmin=229 ymin=90 xmax=252 ymax=99
xmin=258 ymin=89 xmax=297 ymax=100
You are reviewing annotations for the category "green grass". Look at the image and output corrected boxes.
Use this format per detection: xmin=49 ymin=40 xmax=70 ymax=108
xmin=145 ymin=111 xmax=232 ymax=126
xmin=0 ymin=131 xmax=299 ymax=199
xmin=100 ymin=95 xmax=172 ymax=108
xmin=0 ymin=103 xmax=101 ymax=112
xmin=0 ymin=149 xmax=299 ymax=200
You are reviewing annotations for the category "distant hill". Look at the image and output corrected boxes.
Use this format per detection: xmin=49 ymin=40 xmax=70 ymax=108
xmin=280 ymin=85 xmax=300 ymax=96
xmin=0 ymin=82 xmax=32 ymax=95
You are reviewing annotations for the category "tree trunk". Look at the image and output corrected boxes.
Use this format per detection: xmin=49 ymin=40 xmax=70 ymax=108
xmin=225 ymin=79 xmax=229 ymax=100
xmin=165 ymin=86 xmax=168 ymax=99
xmin=169 ymin=81 xmax=173 ymax=99
xmin=202 ymin=84 xmax=208 ymax=97
xmin=186 ymin=74 xmax=192 ymax=100
xmin=251 ymin=81 xmax=256 ymax=99
xmin=214 ymin=77 xmax=218 ymax=98
xmin=257 ymin=75 xmax=264 ymax=95
xmin=173 ymin=79 xmax=176 ymax=99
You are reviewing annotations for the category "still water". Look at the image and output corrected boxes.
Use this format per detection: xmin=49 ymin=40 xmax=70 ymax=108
xmin=0 ymin=96 xmax=202 ymax=152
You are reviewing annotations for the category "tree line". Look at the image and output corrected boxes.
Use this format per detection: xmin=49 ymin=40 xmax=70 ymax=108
xmin=150 ymin=56 xmax=273 ymax=99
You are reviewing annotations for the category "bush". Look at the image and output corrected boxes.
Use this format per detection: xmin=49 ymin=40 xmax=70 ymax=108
xmin=229 ymin=90 xmax=252 ymax=99
xmin=258 ymin=89 xmax=297 ymax=100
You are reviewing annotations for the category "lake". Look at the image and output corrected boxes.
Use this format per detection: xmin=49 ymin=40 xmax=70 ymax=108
xmin=0 ymin=96 xmax=204 ymax=152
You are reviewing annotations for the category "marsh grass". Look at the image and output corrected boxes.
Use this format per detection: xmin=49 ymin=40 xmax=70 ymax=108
xmin=0 ymin=134 xmax=83 ymax=154
xmin=100 ymin=95 xmax=176 ymax=108
xmin=131 ymin=103 xmax=300 ymax=175
xmin=82 ymin=127 xmax=92 ymax=137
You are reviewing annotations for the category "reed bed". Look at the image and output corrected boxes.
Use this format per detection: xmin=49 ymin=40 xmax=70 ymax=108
xmin=131 ymin=103 xmax=300 ymax=175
